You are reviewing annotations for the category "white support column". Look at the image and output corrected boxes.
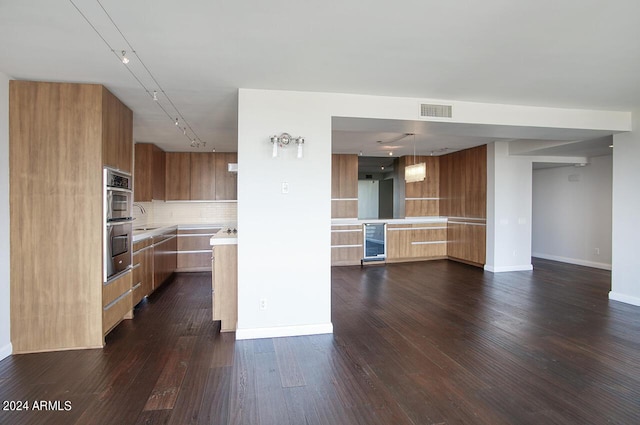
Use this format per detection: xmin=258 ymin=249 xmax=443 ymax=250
xmin=611 ymin=110 xmax=640 ymax=306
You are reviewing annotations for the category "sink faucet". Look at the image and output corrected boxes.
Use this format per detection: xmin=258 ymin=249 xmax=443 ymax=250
xmin=133 ymin=203 xmax=146 ymax=214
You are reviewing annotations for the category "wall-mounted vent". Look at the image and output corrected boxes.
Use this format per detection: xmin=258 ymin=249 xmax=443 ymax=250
xmin=420 ymin=103 xmax=452 ymax=118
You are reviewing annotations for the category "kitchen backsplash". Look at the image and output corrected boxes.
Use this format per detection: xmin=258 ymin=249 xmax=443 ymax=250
xmin=132 ymin=200 xmax=237 ymax=226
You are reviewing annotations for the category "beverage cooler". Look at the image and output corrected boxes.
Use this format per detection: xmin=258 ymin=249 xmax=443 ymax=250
xmin=362 ymin=223 xmax=386 ymax=264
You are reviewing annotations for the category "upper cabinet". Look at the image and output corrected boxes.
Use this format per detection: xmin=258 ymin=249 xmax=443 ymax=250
xmin=165 ymin=152 xmax=192 ymax=201
xmin=215 ymin=152 xmax=237 ymax=200
xmin=163 ymin=152 xmax=237 ymax=201
xmin=190 ymin=152 xmax=216 ymax=200
xmin=134 ymin=143 xmax=167 ymax=202
xmin=439 ymin=145 xmax=486 ymax=219
xmin=102 ymin=87 xmax=133 ymax=173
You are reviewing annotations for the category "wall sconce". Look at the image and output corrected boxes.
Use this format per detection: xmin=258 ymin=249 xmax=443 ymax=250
xmin=270 ymin=133 xmax=305 ymax=158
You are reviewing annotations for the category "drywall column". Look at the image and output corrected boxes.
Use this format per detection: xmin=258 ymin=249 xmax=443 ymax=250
xmin=236 ymin=89 xmax=333 ymax=339
xmin=485 ymin=141 xmax=534 ymax=272
xmin=611 ymin=111 xmax=640 ymax=306
xmin=0 ymin=72 xmax=11 ymax=360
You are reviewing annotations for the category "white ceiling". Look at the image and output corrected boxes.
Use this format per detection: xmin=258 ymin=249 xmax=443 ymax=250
xmin=1 ymin=1 xmax=638 ymax=155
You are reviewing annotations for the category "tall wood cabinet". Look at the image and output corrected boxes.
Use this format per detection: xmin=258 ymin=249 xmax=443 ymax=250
xmin=9 ymin=81 xmax=133 ymax=353
xmin=331 ymin=154 xmax=358 ymax=218
xmin=439 ymin=145 xmax=487 ymax=266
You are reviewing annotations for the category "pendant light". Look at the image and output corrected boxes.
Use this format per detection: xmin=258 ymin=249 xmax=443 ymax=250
xmin=405 ymin=133 xmax=426 ymax=183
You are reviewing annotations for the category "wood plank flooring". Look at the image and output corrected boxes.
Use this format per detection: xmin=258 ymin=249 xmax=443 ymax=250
xmin=1 ymin=259 xmax=640 ymax=424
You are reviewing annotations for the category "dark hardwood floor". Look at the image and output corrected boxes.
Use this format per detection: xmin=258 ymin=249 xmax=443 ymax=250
xmin=1 ymin=259 xmax=639 ymax=424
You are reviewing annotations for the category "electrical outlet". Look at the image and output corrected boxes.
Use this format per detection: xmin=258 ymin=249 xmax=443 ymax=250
xmin=281 ymin=182 xmax=289 ymax=194
xmin=260 ymin=298 xmax=267 ymax=311
xmin=594 ymin=248 xmax=600 ymax=255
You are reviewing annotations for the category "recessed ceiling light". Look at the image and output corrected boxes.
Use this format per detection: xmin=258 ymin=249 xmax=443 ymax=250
xmin=388 ymin=151 xmax=393 ymax=156
xmin=381 ymin=166 xmax=385 ymax=170
xmin=121 ymin=50 xmax=129 ymax=64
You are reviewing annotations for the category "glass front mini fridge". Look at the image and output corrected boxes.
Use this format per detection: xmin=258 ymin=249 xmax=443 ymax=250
xmin=362 ymin=223 xmax=386 ymax=263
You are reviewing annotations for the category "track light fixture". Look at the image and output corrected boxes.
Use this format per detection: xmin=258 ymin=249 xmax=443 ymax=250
xmin=70 ymin=0 xmax=208 ymax=149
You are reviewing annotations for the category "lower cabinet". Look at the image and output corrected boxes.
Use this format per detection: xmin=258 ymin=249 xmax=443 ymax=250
xmin=331 ymin=224 xmax=363 ymax=266
xmin=212 ymin=244 xmax=238 ymax=332
xmin=447 ymin=219 xmax=486 ymax=266
xmin=102 ymin=271 xmax=132 ymax=335
xmin=177 ymin=226 xmax=221 ymax=271
xmin=132 ymin=238 xmax=153 ymax=306
xmin=153 ymin=229 xmax=177 ymax=290
xmin=386 ymin=223 xmax=448 ymax=262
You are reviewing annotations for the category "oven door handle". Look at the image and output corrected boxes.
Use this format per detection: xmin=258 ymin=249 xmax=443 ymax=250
xmin=107 ymin=218 xmax=135 ymax=227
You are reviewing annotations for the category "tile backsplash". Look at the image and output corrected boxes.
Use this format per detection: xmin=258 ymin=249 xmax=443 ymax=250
xmin=132 ymin=200 xmax=237 ymax=226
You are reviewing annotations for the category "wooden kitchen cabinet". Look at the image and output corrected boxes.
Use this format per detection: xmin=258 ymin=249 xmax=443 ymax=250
xmin=165 ymin=152 xmax=237 ymax=201
xmin=331 ymin=224 xmax=363 ymax=266
xmin=132 ymin=238 xmax=154 ymax=305
xmin=212 ymin=243 xmax=238 ymax=332
xmin=190 ymin=153 xmax=216 ymax=200
xmin=386 ymin=223 xmax=447 ymax=262
xmin=9 ymin=81 xmax=133 ymax=353
xmin=331 ymin=154 xmax=358 ymax=218
xmin=153 ymin=229 xmax=177 ymax=290
xmin=177 ymin=227 xmax=220 ymax=271
xmin=102 ymin=87 xmax=133 ymax=173
xmin=153 ymin=145 xmax=166 ymax=200
xmin=215 ymin=152 xmax=238 ymax=200
xmin=439 ymin=145 xmax=487 ymax=267
xmin=165 ymin=152 xmax=191 ymax=200
xmin=134 ymin=143 xmax=167 ymax=202
xmin=401 ymin=156 xmax=440 ymax=217
xmin=447 ymin=219 xmax=486 ymax=266
xmin=102 ymin=271 xmax=133 ymax=335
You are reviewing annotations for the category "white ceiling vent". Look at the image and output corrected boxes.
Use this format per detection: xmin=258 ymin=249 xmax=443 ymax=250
xmin=420 ymin=103 xmax=452 ymax=118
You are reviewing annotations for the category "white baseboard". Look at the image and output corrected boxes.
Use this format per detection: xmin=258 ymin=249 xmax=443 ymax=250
xmin=484 ymin=264 xmax=533 ymax=273
xmin=236 ymin=322 xmax=333 ymax=340
xmin=0 ymin=342 xmax=12 ymax=361
xmin=609 ymin=292 xmax=640 ymax=307
xmin=532 ymin=252 xmax=612 ymax=271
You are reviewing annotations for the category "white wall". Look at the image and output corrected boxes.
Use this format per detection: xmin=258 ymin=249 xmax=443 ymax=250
xmin=236 ymin=89 xmax=333 ymax=339
xmin=485 ymin=141 xmax=534 ymax=272
xmin=0 ymin=72 xmax=11 ymax=360
xmin=532 ymin=155 xmax=612 ymax=269
xmin=611 ymin=111 xmax=640 ymax=306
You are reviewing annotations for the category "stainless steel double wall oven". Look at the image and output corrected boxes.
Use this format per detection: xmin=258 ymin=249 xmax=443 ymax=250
xmin=104 ymin=167 xmax=133 ymax=282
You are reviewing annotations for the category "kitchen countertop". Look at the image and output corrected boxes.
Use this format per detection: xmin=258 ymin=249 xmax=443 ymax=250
xmin=132 ymin=223 xmax=225 ymax=242
xmin=210 ymin=227 xmax=238 ymax=246
xmin=332 ymin=217 xmax=448 ymax=226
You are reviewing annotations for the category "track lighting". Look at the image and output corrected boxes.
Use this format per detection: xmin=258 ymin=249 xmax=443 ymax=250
xmin=121 ymin=50 xmax=129 ymax=64
xmin=175 ymin=118 xmax=179 ymax=126
xmin=153 ymin=91 xmax=158 ymax=101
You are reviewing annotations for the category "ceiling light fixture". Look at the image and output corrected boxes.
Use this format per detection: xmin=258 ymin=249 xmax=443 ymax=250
xmin=405 ymin=133 xmax=426 ymax=183
xmin=153 ymin=91 xmax=158 ymax=101
xmin=121 ymin=50 xmax=129 ymax=64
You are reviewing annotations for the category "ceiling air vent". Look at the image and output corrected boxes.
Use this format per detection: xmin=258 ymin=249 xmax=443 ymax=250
xmin=420 ymin=103 xmax=452 ymax=118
